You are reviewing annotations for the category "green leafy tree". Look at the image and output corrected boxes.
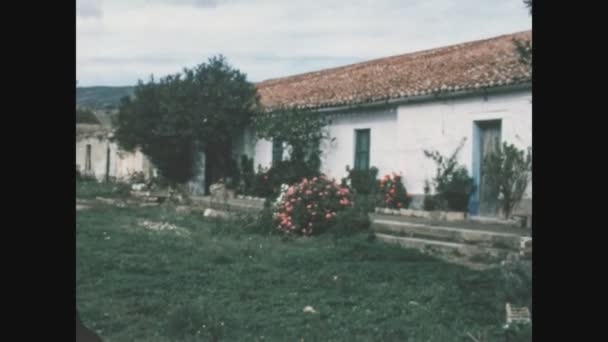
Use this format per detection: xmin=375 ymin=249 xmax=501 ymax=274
xmin=113 ymin=55 xmax=259 ymax=185
xmin=524 ymin=0 xmax=532 ymax=15
xmin=253 ymin=106 xmax=330 ymax=168
xmin=251 ymin=106 xmax=331 ymax=195
xmin=514 ymin=0 xmax=532 ymax=65
xmin=482 ymin=141 xmax=532 ymax=219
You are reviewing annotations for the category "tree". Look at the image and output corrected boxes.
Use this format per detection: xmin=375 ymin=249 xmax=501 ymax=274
xmin=482 ymin=141 xmax=532 ymax=219
xmin=524 ymin=0 xmax=532 ymax=15
xmin=253 ymin=106 xmax=330 ymax=173
xmin=251 ymin=106 xmax=332 ymax=197
xmin=514 ymin=0 xmax=533 ymax=65
xmin=113 ymin=55 xmax=259 ymax=185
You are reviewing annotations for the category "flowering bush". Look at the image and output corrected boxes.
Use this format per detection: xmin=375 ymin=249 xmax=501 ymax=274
xmin=273 ymin=176 xmax=354 ymax=236
xmin=378 ymin=173 xmax=412 ymax=209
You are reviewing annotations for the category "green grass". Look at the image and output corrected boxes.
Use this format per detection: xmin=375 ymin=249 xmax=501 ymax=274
xmin=76 ymin=180 xmax=131 ymax=199
xmin=77 ymin=183 xmax=531 ymax=342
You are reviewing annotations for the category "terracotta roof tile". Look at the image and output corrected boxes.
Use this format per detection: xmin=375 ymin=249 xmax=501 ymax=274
xmin=256 ymin=30 xmax=531 ymax=110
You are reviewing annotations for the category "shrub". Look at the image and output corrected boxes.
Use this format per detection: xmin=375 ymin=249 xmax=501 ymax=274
xmin=224 ymin=157 xmax=240 ymax=191
xmin=422 ymin=180 xmax=439 ymax=211
xmin=237 ymin=155 xmax=255 ymax=195
xmin=273 ymin=176 xmax=353 ymax=236
xmin=424 ymin=138 xmax=475 ymax=212
xmin=378 ymin=173 xmax=412 ymax=209
xmin=482 ymin=141 xmax=532 ymax=219
xmin=341 ymin=165 xmax=379 ymax=195
xmin=247 ymin=160 xmax=323 ymax=200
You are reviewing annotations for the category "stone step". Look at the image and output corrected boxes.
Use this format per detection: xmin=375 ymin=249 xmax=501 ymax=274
xmin=372 ymin=218 xmax=523 ymax=250
xmin=370 ymin=213 xmax=531 ymax=236
xmin=190 ymin=197 xmax=264 ymax=214
xmin=374 ymin=233 xmax=513 ymax=262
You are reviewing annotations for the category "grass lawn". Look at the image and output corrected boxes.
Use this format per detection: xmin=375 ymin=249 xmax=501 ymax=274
xmin=76 ymin=182 xmax=531 ymax=342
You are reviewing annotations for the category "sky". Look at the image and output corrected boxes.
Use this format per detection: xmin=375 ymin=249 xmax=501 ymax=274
xmin=76 ymin=0 xmax=531 ymax=87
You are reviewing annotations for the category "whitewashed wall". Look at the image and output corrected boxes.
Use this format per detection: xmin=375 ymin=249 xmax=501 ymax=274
xmin=395 ymin=90 xmax=532 ymax=197
xmin=76 ymin=137 xmax=152 ymax=181
xmin=245 ymin=89 xmax=532 ymax=213
xmin=321 ymin=107 xmax=399 ymax=181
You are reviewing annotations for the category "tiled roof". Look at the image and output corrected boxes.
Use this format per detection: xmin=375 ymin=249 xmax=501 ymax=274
xmin=256 ymin=30 xmax=531 ymax=111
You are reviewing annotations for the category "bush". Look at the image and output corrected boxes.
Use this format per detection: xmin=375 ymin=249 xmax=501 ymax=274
xmin=247 ymin=160 xmax=323 ymax=200
xmin=378 ymin=173 xmax=412 ymax=209
xmin=341 ymin=166 xmax=379 ymax=195
xmin=423 ymin=180 xmax=439 ymax=211
xmin=424 ymin=139 xmax=474 ymax=212
xmin=237 ymin=155 xmax=255 ymax=195
xmin=482 ymin=141 xmax=532 ymax=219
xmin=273 ymin=176 xmax=353 ymax=236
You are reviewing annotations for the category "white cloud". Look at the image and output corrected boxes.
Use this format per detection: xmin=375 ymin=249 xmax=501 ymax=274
xmin=77 ymin=0 xmax=103 ymax=19
xmin=77 ymin=0 xmax=531 ymax=86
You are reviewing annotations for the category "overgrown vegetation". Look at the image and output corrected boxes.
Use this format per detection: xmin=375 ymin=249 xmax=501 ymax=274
xmin=482 ymin=141 xmax=532 ymax=219
xmin=249 ymin=106 xmax=331 ymax=199
xmin=341 ymin=166 xmax=379 ymax=196
xmin=424 ymin=139 xmax=475 ymax=212
xmin=113 ymin=55 xmax=259 ymax=186
xmin=77 ymin=182 xmax=531 ymax=342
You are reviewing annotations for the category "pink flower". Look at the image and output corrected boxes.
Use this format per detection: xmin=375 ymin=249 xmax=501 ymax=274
xmin=305 ymin=190 xmax=312 ymax=195
xmin=325 ymin=213 xmax=332 ymax=219
xmin=307 ymin=204 xmax=312 ymax=209
xmin=287 ymin=187 xmax=295 ymax=196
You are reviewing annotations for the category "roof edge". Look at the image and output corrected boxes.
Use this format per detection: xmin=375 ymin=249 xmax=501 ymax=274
xmin=314 ymin=82 xmax=532 ymax=114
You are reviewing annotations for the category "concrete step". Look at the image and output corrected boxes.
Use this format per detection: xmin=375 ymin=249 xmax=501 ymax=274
xmin=190 ymin=196 xmax=264 ymax=213
xmin=372 ymin=218 xmax=523 ymax=250
xmin=370 ymin=213 xmax=531 ymax=236
xmin=374 ymin=233 xmax=513 ymax=262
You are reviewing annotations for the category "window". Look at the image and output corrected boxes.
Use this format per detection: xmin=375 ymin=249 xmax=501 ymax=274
xmin=354 ymin=129 xmax=370 ymax=170
xmin=85 ymin=144 xmax=92 ymax=172
xmin=272 ymin=139 xmax=283 ymax=165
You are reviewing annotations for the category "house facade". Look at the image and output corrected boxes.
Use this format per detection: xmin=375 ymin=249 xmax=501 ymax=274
xmin=247 ymin=30 xmax=532 ymax=216
xmin=76 ymin=110 xmax=155 ymax=182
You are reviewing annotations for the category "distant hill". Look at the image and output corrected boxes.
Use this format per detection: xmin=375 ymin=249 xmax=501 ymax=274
xmin=76 ymin=86 xmax=135 ymax=110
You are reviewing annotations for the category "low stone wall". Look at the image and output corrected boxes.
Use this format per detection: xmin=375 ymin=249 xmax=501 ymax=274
xmin=375 ymin=207 xmax=467 ymax=222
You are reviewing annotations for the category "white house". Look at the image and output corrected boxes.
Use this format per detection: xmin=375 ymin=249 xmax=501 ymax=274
xmin=245 ymin=30 xmax=532 ymax=216
xmin=76 ymin=110 xmax=155 ymax=182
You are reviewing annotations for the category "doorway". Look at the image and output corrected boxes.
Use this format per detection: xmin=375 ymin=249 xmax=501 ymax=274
xmin=471 ymin=120 xmax=502 ymax=217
